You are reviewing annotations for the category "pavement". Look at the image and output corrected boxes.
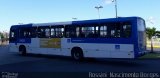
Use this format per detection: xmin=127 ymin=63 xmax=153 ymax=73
xmin=0 ymin=45 xmax=160 ymax=78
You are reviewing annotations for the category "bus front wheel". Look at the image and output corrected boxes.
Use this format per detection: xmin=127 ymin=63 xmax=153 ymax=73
xmin=19 ymin=45 xmax=26 ymax=56
xmin=71 ymin=47 xmax=84 ymax=61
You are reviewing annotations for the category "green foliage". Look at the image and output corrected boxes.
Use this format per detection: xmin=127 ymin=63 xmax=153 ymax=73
xmin=139 ymin=53 xmax=160 ymax=59
xmin=0 ymin=33 xmax=4 ymax=39
xmin=146 ymin=27 xmax=160 ymax=52
xmin=146 ymin=27 xmax=156 ymax=39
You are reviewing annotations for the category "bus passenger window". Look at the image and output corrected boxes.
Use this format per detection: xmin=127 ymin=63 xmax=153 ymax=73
xmin=10 ymin=30 xmax=16 ymax=39
xmin=82 ymin=26 xmax=95 ymax=38
xmin=19 ymin=28 xmax=32 ymax=38
xmin=81 ymin=27 xmax=87 ymax=38
xmin=45 ymin=28 xmax=50 ymax=38
xmin=115 ymin=26 xmax=121 ymax=38
xmin=100 ymin=26 xmax=107 ymax=37
xmin=11 ymin=31 xmax=15 ymax=38
xmin=76 ymin=27 xmax=80 ymax=37
xmin=9 ymin=29 xmax=17 ymax=42
xmin=55 ymin=27 xmax=64 ymax=38
xmin=38 ymin=27 xmax=50 ymax=38
xmin=65 ymin=26 xmax=70 ymax=38
xmin=111 ymin=30 xmax=115 ymax=37
xmin=95 ymin=26 xmax=99 ymax=37
xmin=51 ymin=28 xmax=55 ymax=37
xmin=39 ymin=28 xmax=45 ymax=38
xmin=123 ymin=24 xmax=131 ymax=38
xmin=65 ymin=26 xmax=76 ymax=38
xmin=31 ymin=27 xmax=37 ymax=38
xmin=110 ymin=24 xmax=121 ymax=38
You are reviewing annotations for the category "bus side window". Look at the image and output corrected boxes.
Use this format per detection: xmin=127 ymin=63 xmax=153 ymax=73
xmin=79 ymin=27 xmax=85 ymax=38
xmin=10 ymin=29 xmax=17 ymax=42
xmin=51 ymin=27 xmax=55 ymax=38
xmin=38 ymin=27 xmax=49 ymax=38
xmin=81 ymin=27 xmax=87 ymax=38
xmin=65 ymin=26 xmax=70 ymax=38
xmin=55 ymin=27 xmax=64 ymax=38
xmin=110 ymin=24 xmax=116 ymax=38
xmin=100 ymin=25 xmax=107 ymax=38
xmin=81 ymin=25 xmax=100 ymax=38
xmin=45 ymin=28 xmax=50 ymax=38
xmin=122 ymin=23 xmax=131 ymax=38
xmin=76 ymin=27 xmax=80 ymax=38
xmin=81 ymin=26 xmax=94 ymax=38
xmin=38 ymin=28 xmax=43 ymax=38
xmin=65 ymin=26 xmax=76 ymax=38
xmin=19 ymin=27 xmax=32 ymax=38
xmin=110 ymin=23 xmax=121 ymax=38
xmin=51 ymin=26 xmax=64 ymax=38
xmin=95 ymin=26 xmax=99 ymax=37
xmin=115 ymin=24 xmax=121 ymax=38
xmin=11 ymin=31 xmax=15 ymax=38
xmin=31 ymin=27 xmax=37 ymax=38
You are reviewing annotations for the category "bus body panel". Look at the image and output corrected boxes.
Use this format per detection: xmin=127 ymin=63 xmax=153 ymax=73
xmin=9 ymin=17 xmax=146 ymax=59
xmin=9 ymin=43 xmax=18 ymax=53
xmin=67 ymin=43 xmax=134 ymax=58
xmin=10 ymin=38 xmax=134 ymax=58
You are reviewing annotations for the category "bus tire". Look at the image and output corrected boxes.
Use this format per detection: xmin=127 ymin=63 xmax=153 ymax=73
xmin=19 ymin=45 xmax=27 ymax=56
xmin=71 ymin=47 xmax=84 ymax=61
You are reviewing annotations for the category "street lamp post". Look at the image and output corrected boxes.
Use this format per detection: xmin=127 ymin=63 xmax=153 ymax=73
xmin=72 ymin=18 xmax=77 ymax=21
xmin=95 ymin=6 xmax=103 ymax=19
xmin=18 ymin=23 xmax=23 ymax=25
xmin=112 ymin=0 xmax=118 ymax=18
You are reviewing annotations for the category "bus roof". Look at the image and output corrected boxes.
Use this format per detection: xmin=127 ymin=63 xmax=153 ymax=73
xmin=71 ymin=16 xmax=143 ymax=25
xmin=12 ymin=16 xmax=143 ymax=27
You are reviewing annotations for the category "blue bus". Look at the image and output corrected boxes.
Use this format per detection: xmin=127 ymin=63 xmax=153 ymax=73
xmin=9 ymin=17 xmax=146 ymax=60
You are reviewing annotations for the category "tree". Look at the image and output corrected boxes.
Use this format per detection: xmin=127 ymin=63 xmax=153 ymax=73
xmin=0 ymin=32 xmax=5 ymax=43
xmin=0 ymin=32 xmax=4 ymax=39
xmin=146 ymin=27 xmax=156 ymax=52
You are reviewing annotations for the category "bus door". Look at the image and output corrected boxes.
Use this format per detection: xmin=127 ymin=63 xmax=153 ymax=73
xmin=9 ymin=26 xmax=18 ymax=44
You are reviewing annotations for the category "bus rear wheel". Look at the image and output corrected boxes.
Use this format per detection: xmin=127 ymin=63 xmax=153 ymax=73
xmin=71 ymin=48 xmax=84 ymax=61
xmin=19 ymin=46 xmax=26 ymax=56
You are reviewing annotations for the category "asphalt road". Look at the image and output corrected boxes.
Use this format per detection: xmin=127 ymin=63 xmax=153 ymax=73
xmin=0 ymin=45 xmax=160 ymax=72
xmin=0 ymin=46 xmax=160 ymax=78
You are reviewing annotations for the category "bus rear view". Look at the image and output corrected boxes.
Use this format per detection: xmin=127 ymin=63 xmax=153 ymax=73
xmin=136 ymin=18 xmax=146 ymax=57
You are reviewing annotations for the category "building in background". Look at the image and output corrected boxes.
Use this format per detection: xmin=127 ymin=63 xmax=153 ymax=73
xmin=0 ymin=31 xmax=9 ymax=45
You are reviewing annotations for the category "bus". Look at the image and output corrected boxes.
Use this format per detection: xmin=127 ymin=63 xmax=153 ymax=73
xmin=9 ymin=17 xmax=146 ymax=60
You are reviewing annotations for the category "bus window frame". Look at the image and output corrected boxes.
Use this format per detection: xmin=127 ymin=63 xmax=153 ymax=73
xmin=80 ymin=23 xmax=100 ymax=38
xmin=9 ymin=27 xmax=17 ymax=42
xmin=38 ymin=26 xmax=50 ymax=38
xmin=105 ymin=21 xmax=132 ymax=38
xmin=121 ymin=22 xmax=132 ymax=38
xmin=51 ymin=25 xmax=64 ymax=38
xmin=65 ymin=25 xmax=77 ymax=38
